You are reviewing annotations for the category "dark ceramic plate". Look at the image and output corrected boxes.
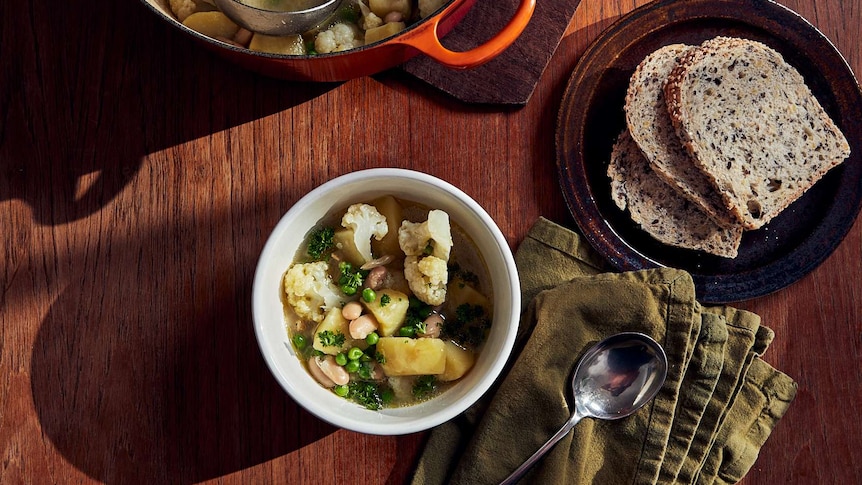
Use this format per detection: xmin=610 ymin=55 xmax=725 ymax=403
xmin=555 ymin=0 xmax=862 ymax=303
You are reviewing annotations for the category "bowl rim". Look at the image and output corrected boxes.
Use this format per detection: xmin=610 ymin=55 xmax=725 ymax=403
xmin=251 ymin=168 xmax=520 ymax=435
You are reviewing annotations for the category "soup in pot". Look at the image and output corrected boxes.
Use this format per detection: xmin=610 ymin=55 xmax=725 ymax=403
xmin=170 ymin=0 xmax=449 ymax=55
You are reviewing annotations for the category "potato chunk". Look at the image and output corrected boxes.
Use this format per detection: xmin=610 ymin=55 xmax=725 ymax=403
xmin=438 ymin=341 xmax=476 ymax=382
xmin=369 ymin=0 xmax=411 ymax=18
xmin=363 ymin=289 xmax=409 ymax=337
xmin=365 ymin=22 xmax=406 ymax=45
xmin=448 ymin=278 xmax=491 ymax=312
xmin=418 ymin=0 xmax=448 ymax=18
xmin=370 ymin=196 xmax=404 ymax=256
xmin=377 ymin=337 xmax=446 ymax=376
xmin=182 ymin=11 xmax=239 ymax=40
xmin=313 ymin=307 xmax=368 ymax=355
xmin=333 ymin=228 xmax=365 ymax=266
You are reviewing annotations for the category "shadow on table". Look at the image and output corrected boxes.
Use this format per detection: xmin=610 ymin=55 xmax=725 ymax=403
xmin=0 ymin=0 xmax=336 ymax=227
xmin=14 ymin=0 xmax=342 ymax=479
xmin=28 ymin=206 xmax=338 ymax=483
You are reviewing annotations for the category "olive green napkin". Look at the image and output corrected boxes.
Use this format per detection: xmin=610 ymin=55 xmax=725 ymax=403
xmin=410 ymin=217 xmax=797 ymax=485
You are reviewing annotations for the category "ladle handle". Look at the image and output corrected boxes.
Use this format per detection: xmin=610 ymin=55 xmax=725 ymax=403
xmin=499 ymin=411 xmax=584 ymax=485
xmin=396 ymin=0 xmax=536 ymax=70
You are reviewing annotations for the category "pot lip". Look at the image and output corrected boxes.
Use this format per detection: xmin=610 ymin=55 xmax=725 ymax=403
xmin=141 ymin=0 xmax=465 ymax=59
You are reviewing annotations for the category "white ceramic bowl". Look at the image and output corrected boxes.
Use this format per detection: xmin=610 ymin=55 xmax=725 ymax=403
xmin=252 ymin=168 xmax=520 ymax=435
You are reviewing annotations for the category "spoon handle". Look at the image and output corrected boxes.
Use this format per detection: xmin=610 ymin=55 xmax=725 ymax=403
xmin=499 ymin=411 xmax=584 ymax=485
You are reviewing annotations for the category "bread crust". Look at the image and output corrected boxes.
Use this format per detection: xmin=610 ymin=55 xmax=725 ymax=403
xmin=608 ymin=130 xmax=742 ymax=258
xmin=664 ymin=36 xmax=851 ymax=230
xmin=625 ymin=43 xmax=741 ymax=229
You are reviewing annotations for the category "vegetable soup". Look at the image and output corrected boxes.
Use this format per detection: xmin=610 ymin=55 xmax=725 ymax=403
xmin=169 ymin=0 xmax=450 ymax=55
xmin=281 ymin=196 xmax=493 ymax=410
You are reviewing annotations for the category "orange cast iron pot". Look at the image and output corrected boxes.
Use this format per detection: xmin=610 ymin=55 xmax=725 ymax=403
xmin=142 ymin=0 xmax=536 ymax=82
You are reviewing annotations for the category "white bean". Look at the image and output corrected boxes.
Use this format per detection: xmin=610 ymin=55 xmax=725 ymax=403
xmin=349 ymin=314 xmax=379 ymax=340
xmin=370 ymin=363 xmax=385 ymax=381
xmin=317 ymin=355 xmax=350 ymax=386
xmin=365 ymin=266 xmax=387 ymax=290
xmin=384 ymin=11 xmax=403 ymax=23
xmin=419 ymin=314 xmax=444 ymax=338
xmin=308 ymin=357 xmax=335 ymax=388
xmin=342 ymin=301 xmax=364 ymax=321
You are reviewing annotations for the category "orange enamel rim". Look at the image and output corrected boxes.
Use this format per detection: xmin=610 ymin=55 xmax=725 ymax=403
xmin=396 ymin=0 xmax=536 ymax=69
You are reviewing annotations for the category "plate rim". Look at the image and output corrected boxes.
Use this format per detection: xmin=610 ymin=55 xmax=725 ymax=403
xmin=555 ymin=0 xmax=862 ymax=303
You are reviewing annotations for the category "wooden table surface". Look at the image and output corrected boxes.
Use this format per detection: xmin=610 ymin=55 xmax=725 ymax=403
xmin=2 ymin=0 xmax=860 ymax=483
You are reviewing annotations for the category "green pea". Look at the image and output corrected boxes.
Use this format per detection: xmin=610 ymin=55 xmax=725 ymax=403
xmin=347 ymin=347 xmax=364 ymax=361
xmin=334 ymin=385 xmax=349 ymax=397
xmin=362 ymin=288 xmax=376 ymax=303
xmin=335 ymin=353 xmax=348 ymax=366
xmin=365 ymin=332 xmax=379 ymax=345
xmin=345 ymin=360 xmax=360 ymax=373
xmin=399 ymin=326 xmax=416 ymax=337
xmin=358 ymin=364 xmax=372 ymax=380
xmin=342 ymin=285 xmax=357 ymax=295
xmin=292 ymin=334 xmax=307 ymax=350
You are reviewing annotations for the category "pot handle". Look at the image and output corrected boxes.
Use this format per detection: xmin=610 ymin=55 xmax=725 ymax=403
xmin=398 ymin=0 xmax=536 ymax=69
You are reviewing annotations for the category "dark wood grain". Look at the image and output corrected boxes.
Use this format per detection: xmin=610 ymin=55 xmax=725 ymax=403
xmin=1 ymin=0 xmax=860 ymax=483
xmin=401 ymin=0 xmax=582 ymax=105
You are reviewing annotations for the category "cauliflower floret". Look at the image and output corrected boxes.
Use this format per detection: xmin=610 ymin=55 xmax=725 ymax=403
xmin=356 ymin=0 xmax=384 ymax=30
xmin=283 ymin=261 xmax=343 ymax=323
xmin=398 ymin=209 xmax=453 ymax=261
xmin=341 ymin=203 xmax=389 ymax=263
xmin=404 ymin=255 xmax=448 ymax=306
xmin=362 ymin=11 xmax=384 ymax=30
xmin=314 ymin=23 xmax=363 ymax=54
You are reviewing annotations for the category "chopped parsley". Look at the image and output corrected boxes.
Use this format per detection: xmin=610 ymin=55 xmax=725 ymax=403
xmin=443 ymin=303 xmax=491 ymax=348
xmin=317 ymin=330 xmax=346 ymax=348
xmin=338 ymin=262 xmax=368 ymax=296
xmin=398 ymin=304 xmax=428 ymax=338
xmin=306 ymin=226 xmax=335 ymax=260
xmin=449 ymin=263 xmax=480 ymax=286
xmin=348 ymin=381 xmax=384 ymax=410
xmin=380 ymin=294 xmax=392 ymax=307
xmin=413 ymin=375 xmax=438 ymax=398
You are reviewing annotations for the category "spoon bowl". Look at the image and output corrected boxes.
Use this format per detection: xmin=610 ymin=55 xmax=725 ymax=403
xmin=500 ymin=332 xmax=668 ymax=484
xmin=211 ymin=0 xmax=342 ymax=36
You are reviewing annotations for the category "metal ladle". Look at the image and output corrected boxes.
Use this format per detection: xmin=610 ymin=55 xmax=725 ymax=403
xmin=211 ymin=0 xmax=342 ymax=36
xmin=500 ymin=332 xmax=668 ymax=485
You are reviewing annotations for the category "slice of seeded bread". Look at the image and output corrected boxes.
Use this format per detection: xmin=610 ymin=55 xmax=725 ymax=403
xmin=608 ymin=130 xmax=743 ymax=258
xmin=625 ymin=44 xmax=741 ymax=229
xmin=664 ymin=36 xmax=851 ymax=230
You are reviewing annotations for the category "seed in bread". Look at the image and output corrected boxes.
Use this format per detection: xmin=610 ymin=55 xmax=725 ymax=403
xmin=664 ymin=36 xmax=851 ymax=230
xmin=608 ymin=129 xmax=743 ymax=258
xmin=625 ymin=43 xmax=741 ymax=229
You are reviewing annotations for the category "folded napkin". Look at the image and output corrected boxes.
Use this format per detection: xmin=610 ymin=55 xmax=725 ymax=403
xmin=411 ymin=218 xmax=797 ymax=485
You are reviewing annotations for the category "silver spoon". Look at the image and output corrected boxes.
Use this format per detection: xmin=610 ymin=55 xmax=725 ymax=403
xmin=500 ymin=332 xmax=668 ymax=485
xmin=211 ymin=0 xmax=342 ymax=36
